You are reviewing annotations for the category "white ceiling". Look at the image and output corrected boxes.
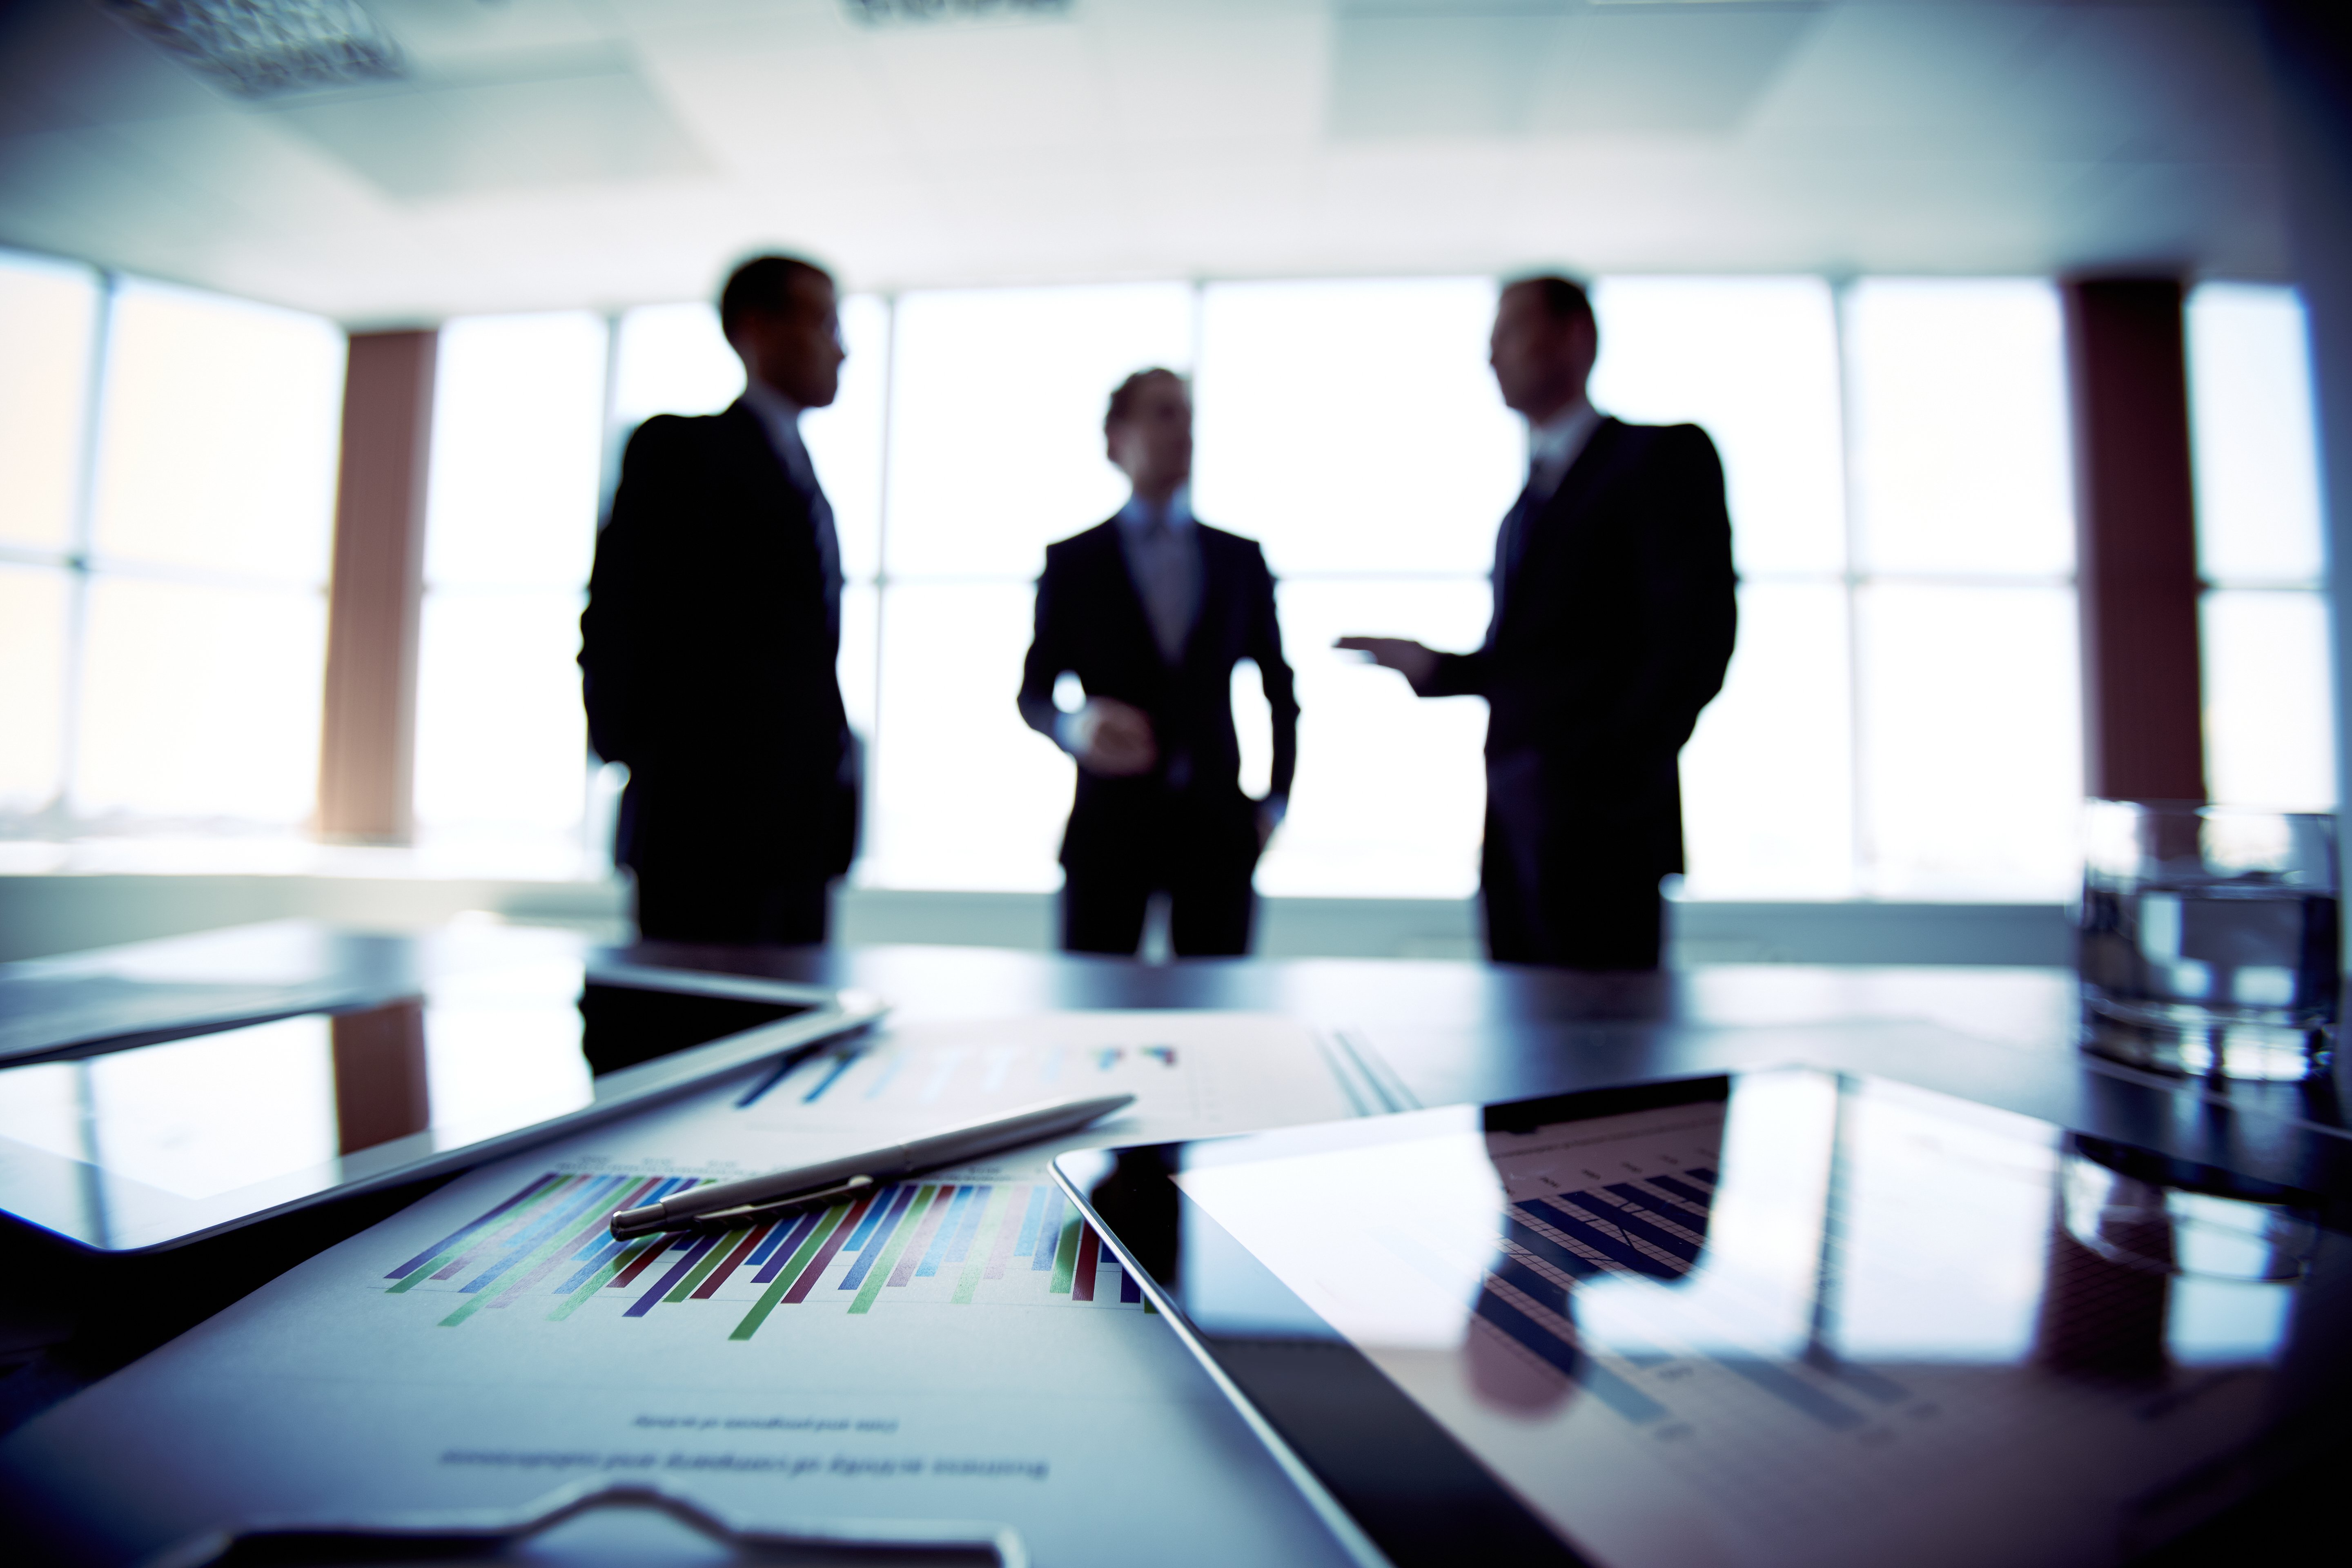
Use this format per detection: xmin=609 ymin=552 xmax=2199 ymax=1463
xmin=0 ymin=0 xmax=2291 ymax=327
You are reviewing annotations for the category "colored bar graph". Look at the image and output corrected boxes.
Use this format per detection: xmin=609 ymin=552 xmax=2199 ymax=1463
xmin=942 ymin=1183 xmax=991 ymax=1265
xmin=913 ymin=1186 xmax=975 ymax=1278
xmin=779 ymin=1196 xmax=869 ymax=1304
xmin=392 ymin=1175 xmax=1143 ymax=1332
xmin=888 ymin=1187 xmax=956 ymax=1288
xmin=993 ymin=1187 xmax=1043 ymax=1280
xmin=842 ymin=1186 xmax=910 ymax=1254
xmin=731 ymin=1201 xmax=857 ymax=1339
xmin=610 ymin=1233 xmax=683 ymax=1290
xmin=1032 ymin=1189 xmax=1066 ymax=1271
xmin=1050 ymin=1212 xmax=1082 ymax=1294
xmin=798 ymin=1051 xmax=859 ymax=1104
xmin=750 ymin=1210 xmax=824 ymax=1283
xmin=431 ymin=1174 xmax=608 ymax=1283
xmin=628 ymin=1230 xmax=724 ymax=1316
xmin=953 ymin=1186 xmax=1012 ymax=1305
xmin=387 ymin=1173 xmax=564 ymax=1280
xmin=685 ymin=1224 xmax=770 ymax=1300
xmin=851 ymin=1186 xmax=939 ymax=1313
xmin=488 ymin=1176 xmax=673 ymax=1309
xmin=390 ymin=1175 xmax=581 ymax=1293
xmin=839 ymin=1187 xmax=921 ymax=1291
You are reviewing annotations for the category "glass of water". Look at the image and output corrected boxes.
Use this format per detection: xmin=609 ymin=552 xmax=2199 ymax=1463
xmin=2076 ymin=801 xmax=2339 ymax=1080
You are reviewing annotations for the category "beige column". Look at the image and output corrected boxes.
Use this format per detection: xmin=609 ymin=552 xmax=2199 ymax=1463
xmin=2062 ymin=277 xmax=2206 ymax=806
xmin=318 ymin=330 xmax=436 ymax=843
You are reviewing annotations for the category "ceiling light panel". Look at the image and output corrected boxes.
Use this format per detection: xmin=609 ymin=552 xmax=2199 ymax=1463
xmin=106 ymin=0 xmax=405 ymax=98
xmin=842 ymin=0 xmax=1072 ymax=26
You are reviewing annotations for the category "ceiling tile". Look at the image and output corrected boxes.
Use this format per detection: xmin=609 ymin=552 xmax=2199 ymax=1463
xmin=270 ymin=65 xmax=716 ymax=201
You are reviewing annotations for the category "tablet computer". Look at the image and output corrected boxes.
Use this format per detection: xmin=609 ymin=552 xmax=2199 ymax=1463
xmin=0 ymin=955 xmax=882 ymax=1253
xmin=1054 ymin=1068 xmax=2343 ymax=1568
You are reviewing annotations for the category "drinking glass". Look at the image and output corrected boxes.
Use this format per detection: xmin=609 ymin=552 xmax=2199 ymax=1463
xmin=2076 ymin=801 xmax=2339 ymax=1080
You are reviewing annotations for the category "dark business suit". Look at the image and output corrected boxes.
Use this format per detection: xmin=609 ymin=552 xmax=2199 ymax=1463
xmin=1426 ymin=418 xmax=1736 ymax=970
xmin=1019 ymin=519 xmax=1298 ymax=956
xmin=579 ymin=400 xmax=855 ymax=944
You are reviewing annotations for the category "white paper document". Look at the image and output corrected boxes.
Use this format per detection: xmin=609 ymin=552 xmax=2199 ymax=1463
xmin=2 ymin=1013 xmax=1362 ymax=1568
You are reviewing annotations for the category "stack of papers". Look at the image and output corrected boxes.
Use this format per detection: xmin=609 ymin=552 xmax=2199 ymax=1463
xmin=2 ymin=1013 xmax=1367 ymax=1567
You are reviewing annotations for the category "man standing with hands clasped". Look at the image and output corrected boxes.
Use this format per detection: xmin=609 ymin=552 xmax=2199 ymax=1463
xmin=1341 ymin=276 xmax=1736 ymax=971
xmin=1020 ymin=369 xmax=1298 ymax=958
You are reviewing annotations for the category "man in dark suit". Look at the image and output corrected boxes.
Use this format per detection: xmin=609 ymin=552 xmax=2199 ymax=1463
xmin=579 ymin=254 xmax=857 ymax=944
xmin=1019 ymin=369 xmax=1299 ymax=957
xmin=1341 ymin=276 xmax=1736 ymax=971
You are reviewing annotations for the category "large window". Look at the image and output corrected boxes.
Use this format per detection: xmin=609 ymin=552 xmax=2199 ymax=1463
xmin=592 ymin=275 xmax=2095 ymax=901
xmin=2188 ymin=283 xmax=2336 ymax=812
xmin=1841 ymin=279 xmax=2082 ymax=899
xmin=0 ymin=250 xmax=343 ymax=842
xmin=9 ymin=252 xmax=2327 ymax=905
xmin=412 ymin=312 xmax=608 ymax=872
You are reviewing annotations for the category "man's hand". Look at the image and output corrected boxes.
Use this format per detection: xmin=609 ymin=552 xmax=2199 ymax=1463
xmin=1254 ymin=797 xmax=1285 ymax=852
xmin=1336 ymin=636 xmax=1441 ymax=693
xmin=1069 ymin=697 xmax=1158 ymax=777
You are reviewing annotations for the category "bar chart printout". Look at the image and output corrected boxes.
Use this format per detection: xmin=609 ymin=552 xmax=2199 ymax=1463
xmin=384 ymin=1171 xmax=1142 ymax=1334
xmin=760 ymin=1033 xmax=1191 ymax=1115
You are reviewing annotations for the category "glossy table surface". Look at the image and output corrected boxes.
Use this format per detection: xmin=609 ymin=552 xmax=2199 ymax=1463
xmin=2 ymin=920 xmax=2346 ymax=1498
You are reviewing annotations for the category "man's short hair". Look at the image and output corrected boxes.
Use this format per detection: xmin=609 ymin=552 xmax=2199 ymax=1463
xmin=1105 ymin=367 xmax=1188 ymax=436
xmin=1503 ymin=274 xmax=1597 ymax=336
xmin=719 ymin=254 xmax=833 ymax=340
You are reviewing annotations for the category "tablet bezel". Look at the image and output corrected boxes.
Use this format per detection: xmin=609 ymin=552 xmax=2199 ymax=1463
xmin=1050 ymin=1079 xmax=1741 ymax=1568
xmin=0 ymin=960 xmax=884 ymax=1254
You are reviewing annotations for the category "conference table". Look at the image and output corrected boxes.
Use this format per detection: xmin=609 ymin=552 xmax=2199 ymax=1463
xmin=0 ymin=918 xmax=2343 ymax=1561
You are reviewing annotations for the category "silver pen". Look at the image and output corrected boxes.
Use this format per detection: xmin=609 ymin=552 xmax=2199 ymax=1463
xmin=608 ymin=1091 xmax=1137 ymax=1240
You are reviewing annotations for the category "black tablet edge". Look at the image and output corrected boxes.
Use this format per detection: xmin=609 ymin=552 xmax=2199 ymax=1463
xmin=1 ymin=987 xmax=888 ymax=1254
xmin=1053 ymin=1151 xmax=1592 ymax=1568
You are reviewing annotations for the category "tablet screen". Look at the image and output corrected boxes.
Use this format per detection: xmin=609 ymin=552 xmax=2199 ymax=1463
xmin=1123 ymin=1070 xmax=2334 ymax=1568
xmin=0 ymin=959 xmax=823 ymax=1247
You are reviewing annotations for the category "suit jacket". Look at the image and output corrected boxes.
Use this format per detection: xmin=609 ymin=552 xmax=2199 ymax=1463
xmin=579 ymin=400 xmax=855 ymax=882
xmin=1428 ymin=418 xmax=1737 ymax=876
xmin=1019 ymin=519 xmax=1299 ymax=871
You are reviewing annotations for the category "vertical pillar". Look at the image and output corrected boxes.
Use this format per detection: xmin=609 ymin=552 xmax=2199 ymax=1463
xmin=318 ymin=330 xmax=436 ymax=843
xmin=2063 ymin=277 xmax=2207 ymax=804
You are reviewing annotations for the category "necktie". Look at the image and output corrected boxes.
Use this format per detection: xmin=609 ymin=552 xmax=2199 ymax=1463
xmin=807 ymin=479 xmax=842 ymax=646
xmin=1481 ymin=463 xmax=1544 ymax=651
xmin=776 ymin=430 xmax=843 ymax=646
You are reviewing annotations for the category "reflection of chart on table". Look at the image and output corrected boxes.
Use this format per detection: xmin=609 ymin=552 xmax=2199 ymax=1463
xmin=384 ymin=1171 xmax=1140 ymax=1336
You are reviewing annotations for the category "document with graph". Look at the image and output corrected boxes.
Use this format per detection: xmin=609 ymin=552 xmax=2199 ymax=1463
xmin=1 ymin=1014 xmax=1364 ymax=1568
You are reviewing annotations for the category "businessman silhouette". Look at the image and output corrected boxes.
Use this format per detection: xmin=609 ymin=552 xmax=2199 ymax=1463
xmin=1020 ymin=369 xmax=1298 ymax=957
xmin=580 ymin=254 xmax=858 ymax=945
xmin=1343 ymin=276 xmax=1735 ymax=970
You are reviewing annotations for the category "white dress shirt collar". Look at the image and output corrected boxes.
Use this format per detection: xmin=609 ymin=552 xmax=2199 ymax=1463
xmin=742 ymin=378 xmax=815 ymax=488
xmin=1527 ymin=396 xmax=1604 ymax=499
xmin=1116 ymin=483 xmax=1195 ymax=539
